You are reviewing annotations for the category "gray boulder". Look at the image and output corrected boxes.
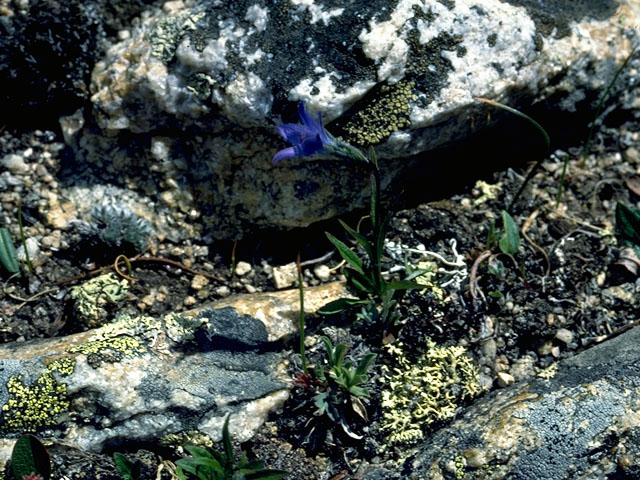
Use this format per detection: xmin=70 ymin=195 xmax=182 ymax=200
xmin=71 ymin=0 xmax=639 ymax=238
xmin=364 ymin=325 xmax=640 ymax=479
xmin=0 ymin=282 xmax=348 ymax=460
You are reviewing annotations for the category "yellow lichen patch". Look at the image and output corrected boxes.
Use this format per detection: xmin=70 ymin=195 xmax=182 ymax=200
xmin=472 ymin=180 xmax=502 ymax=206
xmin=68 ymin=336 xmax=145 ymax=358
xmin=339 ymin=81 xmax=417 ymax=147
xmin=69 ymin=272 xmax=130 ymax=328
xmin=537 ymin=363 xmax=558 ymax=379
xmin=1 ymin=356 xmax=76 ymax=432
xmin=414 ymin=260 xmax=447 ymax=301
xmin=379 ymin=339 xmax=481 ymax=446
xmin=160 ymin=430 xmax=214 ymax=455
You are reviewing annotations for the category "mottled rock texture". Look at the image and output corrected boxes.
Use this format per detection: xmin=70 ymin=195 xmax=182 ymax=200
xmin=0 ymin=0 xmax=161 ymax=129
xmin=363 ymin=325 xmax=640 ymax=480
xmin=0 ymin=282 xmax=347 ymax=459
xmin=69 ymin=0 xmax=639 ymax=238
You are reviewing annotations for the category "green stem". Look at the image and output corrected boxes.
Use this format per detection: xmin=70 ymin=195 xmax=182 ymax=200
xmin=582 ymin=43 xmax=638 ymax=165
xmin=368 ymin=148 xmax=384 ymax=295
xmin=17 ymin=199 xmax=32 ymax=275
xmin=296 ymin=253 xmax=308 ymax=375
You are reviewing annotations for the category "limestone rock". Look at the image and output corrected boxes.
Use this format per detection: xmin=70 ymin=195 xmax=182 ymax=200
xmin=0 ymin=282 xmax=348 ymax=459
xmin=364 ymin=325 xmax=640 ymax=479
xmin=72 ymin=0 xmax=639 ymax=238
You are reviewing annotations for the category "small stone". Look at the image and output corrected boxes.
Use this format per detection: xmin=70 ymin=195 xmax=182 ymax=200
xmin=464 ymin=448 xmax=488 ymax=468
xmin=235 ymin=261 xmax=252 ymax=276
xmin=551 ymin=346 xmax=561 ymax=358
xmin=511 ymin=355 xmax=535 ymax=382
xmin=215 ymin=286 xmax=231 ymax=297
xmin=183 ymin=296 xmax=197 ymax=306
xmin=1 ymin=154 xmax=29 ymax=174
xmin=496 ymin=372 xmax=515 ymax=387
xmin=245 ymin=284 xmax=257 ymax=293
xmin=313 ymin=264 xmax=331 ymax=281
xmin=538 ymin=340 xmax=554 ymax=356
xmin=481 ymin=338 xmax=497 ymax=365
xmin=190 ymin=274 xmax=210 ymax=291
xmin=555 ymin=328 xmax=574 ymax=345
xmin=272 ymin=262 xmax=297 ymax=289
xmin=623 ymin=146 xmax=640 ymax=164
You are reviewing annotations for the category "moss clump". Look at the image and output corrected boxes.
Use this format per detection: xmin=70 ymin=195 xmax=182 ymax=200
xmin=69 ymin=272 xmax=130 ymax=328
xmin=336 ymin=81 xmax=416 ymax=147
xmin=1 ymin=357 xmax=76 ymax=433
xmin=379 ymin=339 xmax=480 ymax=445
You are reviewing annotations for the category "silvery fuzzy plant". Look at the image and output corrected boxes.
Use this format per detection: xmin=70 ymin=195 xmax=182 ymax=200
xmin=274 ymin=102 xmax=422 ymax=331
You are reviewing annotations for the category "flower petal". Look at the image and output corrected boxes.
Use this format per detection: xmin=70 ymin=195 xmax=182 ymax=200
xmin=273 ymin=146 xmax=297 ymax=165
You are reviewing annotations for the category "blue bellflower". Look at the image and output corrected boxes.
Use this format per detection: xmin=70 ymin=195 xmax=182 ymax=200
xmin=273 ymin=102 xmax=335 ymax=164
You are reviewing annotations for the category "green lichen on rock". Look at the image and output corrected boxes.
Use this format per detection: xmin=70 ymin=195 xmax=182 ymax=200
xmin=160 ymin=430 xmax=214 ymax=455
xmin=148 ymin=10 xmax=206 ymax=62
xmin=1 ymin=356 xmax=76 ymax=433
xmin=68 ymin=336 xmax=145 ymax=360
xmin=69 ymin=272 xmax=130 ymax=328
xmin=379 ymin=339 xmax=480 ymax=445
xmin=335 ymin=81 xmax=417 ymax=147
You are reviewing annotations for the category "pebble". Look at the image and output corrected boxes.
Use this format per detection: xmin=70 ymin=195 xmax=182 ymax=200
xmin=496 ymin=372 xmax=515 ymax=387
xmin=538 ymin=340 xmax=554 ymax=356
xmin=555 ymin=328 xmax=574 ymax=345
xmin=511 ymin=355 xmax=535 ymax=381
xmin=245 ymin=284 xmax=257 ymax=293
xmin=272 ymin=262 xmax=297 ymax=289
xmin=623 ymin=146 xmax=639 ymax=164
xmin=313 ymin=264 xmax=331 ymax=281
xmin=190 ymin=274 xmax=210 ymax=291
xmin=481 ymin=338 xmax=497 ymax=364
xmin=183 ymin=296 xmax=197 ymax=306
xmin=1 ymin=154 xmax=29 ymax=175
xmin=235 ymin=261 xmax=252 ymax=276
xmin=215 ymin=285 xmax=231 ymax=297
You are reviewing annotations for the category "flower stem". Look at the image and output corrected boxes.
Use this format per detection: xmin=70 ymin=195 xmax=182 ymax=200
xmin=296 ymin=252 xmax=308 ymax=375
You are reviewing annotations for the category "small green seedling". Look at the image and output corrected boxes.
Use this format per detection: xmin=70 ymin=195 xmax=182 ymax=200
xmin=498 ymin=210 xmax=520 ymax=256
xmin=0 ymin=227 xmax=20 ymax=276
xmin=175 ymin=415 xmax=287 ymax=480
xmin=10 ymin=434 xmax=51 ymax=480
xmin=113 ymin=453 xmax=142 ymax=480
xmin=615 ymin=202 xmax=640 ymax=256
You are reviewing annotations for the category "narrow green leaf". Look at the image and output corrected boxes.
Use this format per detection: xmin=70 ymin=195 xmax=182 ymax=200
xmin=0 ymin=228 xmax=20 ymax=275
xmin=11 ymin=435 xmax=51 ymax=480
xmin=344 ymin=268 xmax=375 ymax=293
xmin=355 ymin=353 xmax=376 ymax=377
xmin=615 ymin=202 xmax=640 ymax=255
xmin=499 ymin=210 xmax=520 ymax=256
xmin=385 ymin=280 xmax=424 ymax=291
xmin=338 ymin=220 xmax=374 ymax=261
xmin=333 ymin=343 xmax=347 ymax=370
xmin=113 ymin=453 xmax=141 ymax=480
xmin=222 ymin=414 xmax=234 ymax=465
xmin=244 ymin=470 xmax=288 ymax=480
xmin=348 ymin=385 xmax=370 ymax=398
xmin=317 ymin=298 xmax=368 ymax=315
xmin=325 ymin=232 xmax=365 ymax=275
